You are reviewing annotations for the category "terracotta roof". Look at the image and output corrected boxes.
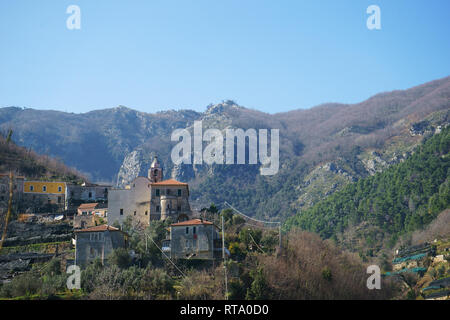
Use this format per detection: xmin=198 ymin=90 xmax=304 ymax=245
xmin=170 ymin=218 xmax=214 ymax=227
xmin=151 ymin=179 xmax=188 ymax=186
xmin=74 ymin=225 xmax=120 ymax=233
xmin=78 ymin=203 xmax=99 ymax=210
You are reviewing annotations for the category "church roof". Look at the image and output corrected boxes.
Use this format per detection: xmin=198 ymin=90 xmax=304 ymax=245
xmin=151 ymin=179 xmax=188 ymax=186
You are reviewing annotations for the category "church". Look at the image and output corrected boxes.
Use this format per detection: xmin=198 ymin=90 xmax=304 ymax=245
xmin=107 ymin=156 xmax=192 ymax=228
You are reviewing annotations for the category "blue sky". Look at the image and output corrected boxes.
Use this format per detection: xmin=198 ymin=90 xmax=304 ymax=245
xmin=0 ymin=0 xmax=449 ymax=114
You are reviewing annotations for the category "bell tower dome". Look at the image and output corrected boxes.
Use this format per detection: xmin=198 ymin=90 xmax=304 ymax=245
xmin=149 ymin=156 xmax=163 ymax=183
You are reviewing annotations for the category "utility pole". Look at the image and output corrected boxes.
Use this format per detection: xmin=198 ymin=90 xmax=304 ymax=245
xmin=279 ymin=223 xmax=282 ymax=249
xmin=0 ymin=171 xmax=14 ymax=252
xmin=222 ymin=214 xmax=228 ymax=300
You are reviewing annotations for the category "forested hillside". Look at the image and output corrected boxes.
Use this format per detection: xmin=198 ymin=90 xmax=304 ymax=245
xmin=286 ymin=126 xmax=450 ymax=252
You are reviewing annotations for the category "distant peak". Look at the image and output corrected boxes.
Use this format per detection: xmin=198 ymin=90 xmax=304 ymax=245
xmin=114 ymin=105 xmax=130 ymax=110
xmin=205 ymin=100 xmax=243 ymax=114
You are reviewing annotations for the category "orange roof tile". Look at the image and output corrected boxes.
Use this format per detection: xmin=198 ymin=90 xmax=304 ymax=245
xmin=151 ymin=179 xmax=188 ymax=186
xmin=74 ymin=225 xmax=120 ymax=233
xmin=170 ymin=218 xmax=214 ymax=227
xmin=78 ymin=203 xmax=99 ymax=210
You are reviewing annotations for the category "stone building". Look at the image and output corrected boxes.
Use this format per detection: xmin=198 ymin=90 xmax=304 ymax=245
xmin=66 ymin=182 xmax=111 ymax=213
xmin=162 ymin=218 xmax=222 ymax=260
xmin=0 ymin=173 xmax=24 ymax=214
xmin=74 ymin=225 xmax=128 ymax=267
xmin=108 ymin=156 xmax=192 ymax=227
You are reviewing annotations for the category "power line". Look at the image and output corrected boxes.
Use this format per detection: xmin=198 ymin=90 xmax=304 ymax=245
xmin=146 ymin=234 xmax=186 ymax=278
xmin=224 ymin=201 xmax=280 ymax=226
xmin=223 ymin=202 xmax=282 ymax=249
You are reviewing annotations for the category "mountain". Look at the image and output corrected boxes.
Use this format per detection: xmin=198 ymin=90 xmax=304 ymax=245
xmin=0 ymin=76 xmax=449 ymax=219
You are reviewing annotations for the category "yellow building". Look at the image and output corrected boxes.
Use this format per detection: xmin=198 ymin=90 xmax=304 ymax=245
xmin=24 ymin=181 xmax=66 ymax=194
xmin=23 ymin=181 xmax=67 ymax=213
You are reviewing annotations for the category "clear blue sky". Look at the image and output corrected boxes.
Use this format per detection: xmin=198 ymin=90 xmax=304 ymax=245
xmin=0 ymin=0 xmax=449 ymax=114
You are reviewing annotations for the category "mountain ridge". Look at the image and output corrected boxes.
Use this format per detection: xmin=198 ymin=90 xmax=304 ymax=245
xmin=0 ymin=76 xmax=449 ymax=220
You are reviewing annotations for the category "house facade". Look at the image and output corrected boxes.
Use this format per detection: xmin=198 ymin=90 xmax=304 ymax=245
xmin=74 ymin=224 xmax=128 ymax=267
xmin=77 ymin=202 xmax=107 ymax=217
xmin=163 ymin=218 xmax=222 ymax=260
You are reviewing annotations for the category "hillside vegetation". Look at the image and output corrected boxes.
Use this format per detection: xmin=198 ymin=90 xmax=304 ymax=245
xmin=0 ymin=131 xmax=86 ymax=182
xmin=286 ymin=126 xmax=450 ymax=255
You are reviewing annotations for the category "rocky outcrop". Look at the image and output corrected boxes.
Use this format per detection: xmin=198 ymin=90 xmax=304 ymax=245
xmin=116 ymin=148 xmax=154 ymax=187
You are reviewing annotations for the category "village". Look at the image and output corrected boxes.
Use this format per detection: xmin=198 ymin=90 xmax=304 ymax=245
xmin=0 ymin=155 xmax=449 ymax=300
xmin=0 ymin=155 xmax=230 ymax=275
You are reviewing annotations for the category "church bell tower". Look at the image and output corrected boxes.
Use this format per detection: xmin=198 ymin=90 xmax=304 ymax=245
xmin=149 ymin=156 xmax=163 ymax=183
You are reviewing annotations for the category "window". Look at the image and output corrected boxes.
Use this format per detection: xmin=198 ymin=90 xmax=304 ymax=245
xmin=186 ymin=227 xmax=189 ymax=234
xmin=120 ymin=208 xmax=124 ymax=215
xmin=57 ymin=196 xmax=61 ymax=203
xmin=58 ymin=186 xmax=62 ymax=192
xmin=167 ymin=189 xmax=170 ymax=195
xmin=42 ymin=185 xmax=47 ymax=192
xmin=177 ymin=205 xmax=181 ymax=211
xmin=155 ymin=189 xmax=160 ymax=197
xmin=193 ymin=227 xmax=196 ymax=234
xmin=156 ymin=205 xmax=160 ymax=212
xmin=178 ymin=189 xmax=182 ymax=196
xmin=88 ymin=192 xmax=92 ymax=198
xmin=134 ymin=211 xmax=136 ymax=216
xmin=30 ymin=185 xmax=34 ymax=191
